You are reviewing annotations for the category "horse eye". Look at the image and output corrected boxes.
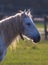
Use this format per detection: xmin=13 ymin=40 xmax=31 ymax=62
xmin=27 ymin=23 xmax=31 ymax=26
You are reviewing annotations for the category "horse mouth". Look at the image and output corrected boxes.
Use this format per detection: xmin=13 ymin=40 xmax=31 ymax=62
xmin=32 ymin=35 xmax=41 ymax=43
xmin=33 ymin=39 xmax=40 ymax=43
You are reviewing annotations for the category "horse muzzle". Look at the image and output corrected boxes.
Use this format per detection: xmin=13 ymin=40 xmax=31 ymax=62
xmin=33 ymin=34 xmax=41 ymax=43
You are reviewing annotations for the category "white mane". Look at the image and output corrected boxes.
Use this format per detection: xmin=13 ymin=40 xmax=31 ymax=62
xmin=0 ymin=13 xmax=22 ymax=23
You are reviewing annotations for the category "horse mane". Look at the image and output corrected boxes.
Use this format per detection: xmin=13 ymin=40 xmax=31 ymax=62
xmin=0 ymin=13 xmax=21 ymax=23
xmin=0 ymin=9 xmax=32 ymax=23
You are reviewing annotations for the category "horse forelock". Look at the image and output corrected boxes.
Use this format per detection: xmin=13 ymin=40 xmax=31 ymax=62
xmin=20 ymin=10 xmax=32 ymax=19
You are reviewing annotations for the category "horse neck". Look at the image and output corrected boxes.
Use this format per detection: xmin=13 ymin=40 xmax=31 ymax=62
xmin=1 ymin=16 xmax=20 ymax=47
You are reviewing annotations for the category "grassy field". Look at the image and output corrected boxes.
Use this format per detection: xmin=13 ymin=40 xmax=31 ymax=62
xmin=0 ymin=39 xmax=48 ymax=65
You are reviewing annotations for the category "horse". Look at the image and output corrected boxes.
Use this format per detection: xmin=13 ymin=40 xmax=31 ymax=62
xmin=0 ymin=10 xmax=40 ymax=61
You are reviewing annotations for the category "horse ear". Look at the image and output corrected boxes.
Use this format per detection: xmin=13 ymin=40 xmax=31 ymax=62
xmin=21 ymin=12 xmax=25 ymax=18
xmin=19 ymin=9 xmax=26 ymax=13
xmin=24 ymin=9 xmax=26 ymax=13
xmin=27 ymin=9 xmax=31 ymax=14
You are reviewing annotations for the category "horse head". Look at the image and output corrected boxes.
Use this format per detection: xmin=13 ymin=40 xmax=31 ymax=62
xmin=19 ymin=10 xmax=40 ymax=43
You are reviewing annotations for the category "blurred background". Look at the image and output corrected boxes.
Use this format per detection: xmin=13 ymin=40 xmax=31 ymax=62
xmin=0 ymin=0 xmax=48 ymax=65
xmin=0 ymin=0 xmax=48 ymax=15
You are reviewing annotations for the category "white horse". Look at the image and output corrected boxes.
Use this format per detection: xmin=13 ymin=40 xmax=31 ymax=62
xmin=0 ymin=10 xmax=40 ymax=61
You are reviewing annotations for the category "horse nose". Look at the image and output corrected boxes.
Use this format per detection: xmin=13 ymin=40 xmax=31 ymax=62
xmin=33 ymin=35 xmax=40 ymax=43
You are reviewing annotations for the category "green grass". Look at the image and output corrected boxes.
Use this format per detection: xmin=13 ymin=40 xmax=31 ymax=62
xmin=0 ymin=39 xmax=48 ymax=65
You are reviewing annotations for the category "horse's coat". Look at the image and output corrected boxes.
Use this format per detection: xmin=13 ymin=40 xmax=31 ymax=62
xmin=0 ymin=10 xmax=40 ymax=61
